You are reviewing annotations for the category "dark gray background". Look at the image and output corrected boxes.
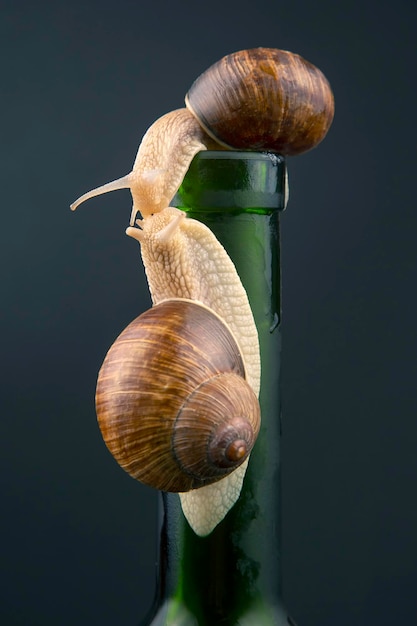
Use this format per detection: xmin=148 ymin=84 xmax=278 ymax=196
xmin=1 ymin=1 xmax=416 ymax=624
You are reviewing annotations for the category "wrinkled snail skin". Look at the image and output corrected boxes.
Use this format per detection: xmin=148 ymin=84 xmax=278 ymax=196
xmin=128 ymin=109 xmax=213 ymax=219
xmin=71 ymin=47 xmax=334 ymax=536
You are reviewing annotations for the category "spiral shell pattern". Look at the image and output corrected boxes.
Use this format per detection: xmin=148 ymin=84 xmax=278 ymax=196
xmin=186 ymin=47 xmax=334 ymax=156
xmin=95 ymin=299 xmax=260 ymax=492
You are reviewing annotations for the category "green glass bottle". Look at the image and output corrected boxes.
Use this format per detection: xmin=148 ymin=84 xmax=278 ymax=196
xmin=140 ymin=151 xmax=295 ymax=626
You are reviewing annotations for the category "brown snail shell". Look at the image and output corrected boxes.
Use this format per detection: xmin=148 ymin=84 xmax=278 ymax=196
xmin=185 ymin=47 xmax=335 ymax=156
xmin=95 ymin=299 xmax=261 ymax=492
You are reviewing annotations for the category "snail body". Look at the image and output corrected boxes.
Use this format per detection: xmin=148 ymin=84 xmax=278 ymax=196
xmin=71 ymin=47 xmax=334 ymax=535
xmin=126 ymin=207 xmax=260 ymax=394
xmin=70 ymin=109 xmax=209 ymax=223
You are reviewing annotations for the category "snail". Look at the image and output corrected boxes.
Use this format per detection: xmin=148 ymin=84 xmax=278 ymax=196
xmin=97 ymin=203 xmax=262 ymax=537
xmin=71 ymin=47 xmax=334 ymax=536
xmin=70 ymin=48 xmax=334 ymax=224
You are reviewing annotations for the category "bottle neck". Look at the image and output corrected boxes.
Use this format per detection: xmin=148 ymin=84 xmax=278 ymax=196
xmin=144 ymin=152 xmax=290 ymax=625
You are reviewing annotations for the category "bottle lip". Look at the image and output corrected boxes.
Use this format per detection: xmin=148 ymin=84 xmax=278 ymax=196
xmin=174 ymin=151 xmax=287 ymax=214
xmin=196 ymin=150 xmax=286 ymax=166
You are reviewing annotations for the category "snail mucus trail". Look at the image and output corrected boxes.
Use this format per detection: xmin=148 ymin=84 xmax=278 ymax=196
xmin=71 ymin=47 xmax=334 ymax=537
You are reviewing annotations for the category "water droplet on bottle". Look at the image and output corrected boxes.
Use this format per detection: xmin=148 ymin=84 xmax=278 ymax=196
xmin=269 ymin=312 xmax=279 ymax=333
